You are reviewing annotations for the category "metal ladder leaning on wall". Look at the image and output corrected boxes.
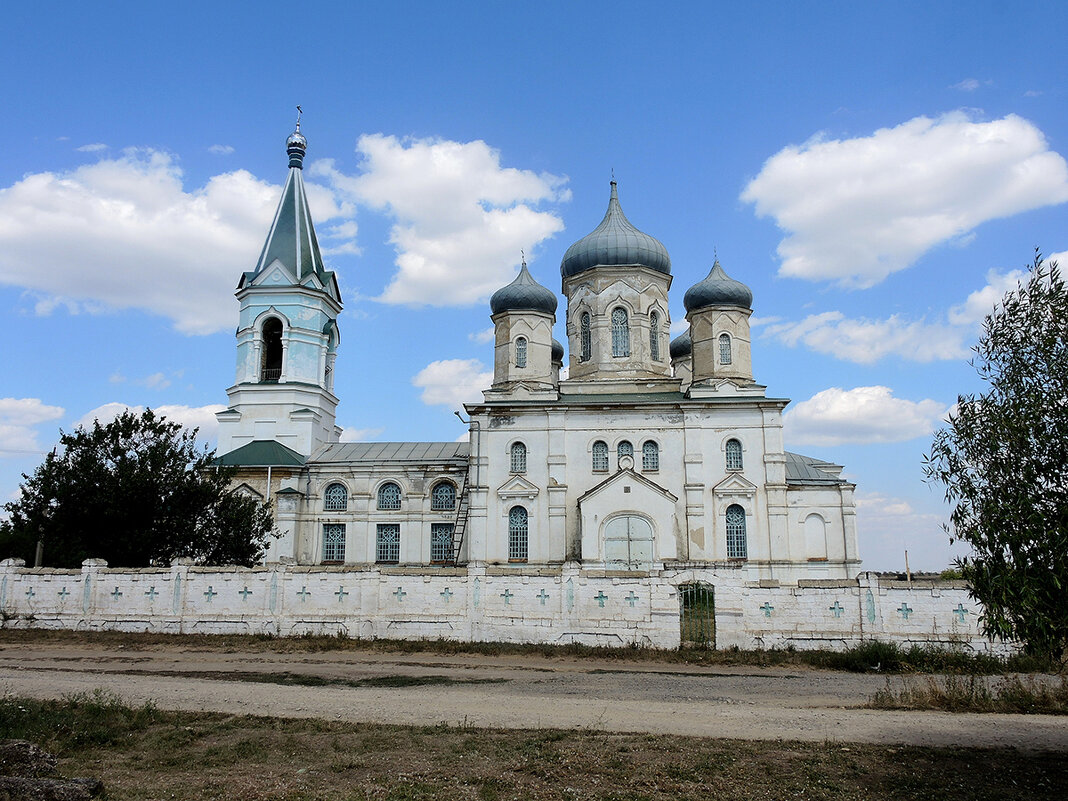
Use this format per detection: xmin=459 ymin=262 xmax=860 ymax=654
xmin=448 ymin=464 xmax=471 ymax=565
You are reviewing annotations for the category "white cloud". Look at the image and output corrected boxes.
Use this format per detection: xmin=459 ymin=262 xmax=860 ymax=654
xmin=315 ymin=134 xmax=568 ymax=306
xmin=854 ymin=491 xmax=959 ymax=572
xmin=669 ymin=317 xmax=688 ymax=335
xmin=950 ymin=78 xmax=981 ymax=91
xmin=784 ymin=386 xmax=948 ymax=446
xmin=764 ymin=311 xmax=968 ymax=364
xmin=0 ymin=150 xmax=353 ymax=334
xmin=208 ymin=144 xmax=235 ymax=155
xmin=76 ymin=402 xmax=226 ymax=443
xmin=741 ymin=112 xmax=1068 ymax=287
xmin=339 ymin=426 xmax=384 ymax=442
xmin=412 ymin=359 xmax=492 ymax=407
xmin=947 ymin=268 xmax=1028 ymax=325
xmin=139 ymin=372 xmax=171 ymax=390
xmin=469 ymin=327 xmax=495 ymax=344
xmin=0 ymin=398 xmax=65 ymax=456
xmin=76 ymin=143 xmax=107 ymax=153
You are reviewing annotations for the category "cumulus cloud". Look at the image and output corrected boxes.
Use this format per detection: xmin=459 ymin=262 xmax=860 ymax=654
xmin=764 ymin=266 xmax=1037 ymax=363
xmin=741 ymin=112 xmax=1068 ymax=287
xmin=0 ymin=398 xmax=65 ymax=456
xmin=315 ymin=134 xmax=568 ymax=306
xmin=339 ymin=426 xmax=384 ymax=442
xmin=0 ymin=150 xmax=354 ymax=334
xmin=208 ymin=144 xmax=235 ymax=155
xmin=412 ymin=359 xmax=493 ymax=407
xmin=764 ymin=312 xmax=968 ymax=364
xmin=469 ymin=327 xmax=495 ymax=344
xmin=75 ymin=402 xmax=226 ymax=443
xmin=783 ymin=386 xmax=949 ymax=446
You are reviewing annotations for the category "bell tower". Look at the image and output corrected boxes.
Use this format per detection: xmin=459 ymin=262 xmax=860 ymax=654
xmin=216 ymin=113 xmax=343 ymax=457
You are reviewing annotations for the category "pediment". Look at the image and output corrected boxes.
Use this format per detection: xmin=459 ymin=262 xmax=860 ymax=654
xmin=251 ymin=259 xmax=297 ymax=287
xmin=233 ymin=482 xmax=264 ymax=500
xmin=578 ymin=468 xmax=678 ymax=505
xmin=497 ymin=474 xmax=540 ymax=500
xmin=300 ymin=271 xmax=325 ymax=291
xmin=712 ymin=472 xmax=758 ymax=497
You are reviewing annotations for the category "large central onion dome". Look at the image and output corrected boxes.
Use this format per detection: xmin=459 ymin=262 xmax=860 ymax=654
xmin=683 ymin=260 xmax=753 ymax=312
xmin=560 ymin=181 xmax=671 ymax=278
xmin=490 ymin=261 xmax=558 ymax=315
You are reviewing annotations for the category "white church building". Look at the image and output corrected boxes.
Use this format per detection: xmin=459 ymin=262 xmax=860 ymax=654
xmin=2 ymin=122 xmax=996 ymax=652
xmin=214 ymin=120 xmax=861 ymax=585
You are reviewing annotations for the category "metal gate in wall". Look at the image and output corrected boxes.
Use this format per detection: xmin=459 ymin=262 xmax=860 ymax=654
xmin=678 ymin=583 xmax=715 ymax=649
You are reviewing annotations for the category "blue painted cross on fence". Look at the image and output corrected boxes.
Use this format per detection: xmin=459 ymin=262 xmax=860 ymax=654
xmin=335 ymin=586 xmax=348 ymax=603
xmin=829 ymin=601 xmax=843 ymax=618
xmin=297 ymin=586 xmax=310 ymax=602
xmin=24 ymin=587 xmax=34 ymax=600
xmin=144 ymin=586 xmax=158 ymax=600
xmin=760 ymin=602 xmax=774 ymax=618
xmin=897 ymin=602 xmax=913 ymax=620
xmin=393 ymin=587 xmax=406 ymax=602
xmin=953 ymin=603 xmax=969 ymax=623
xmin=625 ymin=591 xmax=639 ymax=608
xmin=500 ymin=589 xmax=513 ymax=605
xmin=537 ymin=589 xmax=549 ymax=605
xmin=57 ymin=586 xmax=69 ymax=599
xmin=595 ymin=591 xmax=608 ymax=608
xmin=110 ymin=587 xmax=123 ymax=600
xmin=203 ymin=586 xmax=217 ymax=602
xmin=239 ymin=586 xmax=253 ymax=601
xmin=440 ymin=588 xmax=453 ymax=603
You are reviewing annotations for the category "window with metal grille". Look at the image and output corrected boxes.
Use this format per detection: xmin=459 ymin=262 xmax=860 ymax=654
xmin=725 ymin=439 xmax=743 ymax=471
xmin=430 ymin=523 xmax=453 ymax=563
xmin=323 ymin=483 xmax=347 ymax=511
xmin=719 ymin=332 xmax=732 ymax=365
xmin=508 ymin=506 xmax=528 ymax=561
xmin=430 ymin=481 xmax=456 ymax=511
xmin=726 ymin=504 xmax=747 ymax=559
xmin=510 ymin=442 xmax=527 ymax=474
xmin=650 ymin=311 xmax=661 ymax=361
xmin=642 ymin=441 xmax=659 ymax=471
xmin=580 ymin=312 xmax=591 ymax=361
xmin=611 ymin=308 xmax=630 ymax=357
xmin=377 ymin=482 xmax=402 ymax=510
xmin=515 ymin=337 xmax=527 ymax=368
xmin=376 ymin=524 xmax=400 ymax=563
xmin=592 ymin=440 xmax=609 ymax=472
xmin=617 ymin=440 xmax=633 ymax=463
xmin=322 ymin=523 xmax=345 ymax=562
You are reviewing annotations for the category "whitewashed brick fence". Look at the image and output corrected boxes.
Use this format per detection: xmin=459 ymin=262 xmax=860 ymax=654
xmin=0 ymin=558 xmax=1005 ymax=653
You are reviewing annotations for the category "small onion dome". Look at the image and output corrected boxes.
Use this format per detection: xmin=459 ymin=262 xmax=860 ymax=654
xmin=683 ymin=260 xmax=753 ymax=312
xmin=669 ymin=330 xmax=692 ymax=360
xmin=287 ymin=124 xmax=307 ymax=169
xmin=560 ymin=181 xmax=671 ymax=279
xmin=551 ymin=338 xmax=565 ymax=363
xmin=490 ymin=261 xmax=558 ymax=315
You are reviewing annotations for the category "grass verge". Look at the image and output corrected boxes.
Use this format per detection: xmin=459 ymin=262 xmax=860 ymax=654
xmin=870 ymin=674 xmax=1068 ymax=714
xmin=2 ymin=693 xmax=1067 ymax=801
xmin=0 ymin=628 xmax=1055 ymax=675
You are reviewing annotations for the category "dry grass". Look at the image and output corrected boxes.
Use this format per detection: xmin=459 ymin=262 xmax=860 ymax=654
xmin=2 ymin=693 xmax=1067 ymax=801
xmin=870 ymin=674 xmax=1068 ymax=714
xmin=0 ymin=628 xmax=1055 ymax=675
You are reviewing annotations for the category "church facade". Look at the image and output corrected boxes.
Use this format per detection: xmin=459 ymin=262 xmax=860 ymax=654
xmin=214 ymin=122 xmax=861 ymax=586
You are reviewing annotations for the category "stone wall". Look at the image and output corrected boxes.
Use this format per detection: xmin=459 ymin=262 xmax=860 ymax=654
xmin=0 ymin=559 xmax=1009 ymax=654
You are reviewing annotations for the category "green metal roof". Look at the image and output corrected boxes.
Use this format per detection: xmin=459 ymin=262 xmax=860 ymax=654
xmin=215 ymin=440 xmax=306 ymax=467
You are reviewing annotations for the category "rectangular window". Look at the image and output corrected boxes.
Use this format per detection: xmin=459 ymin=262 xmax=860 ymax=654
xmin=322 ymin=523 xmax=346 ymax=562
xmin=376 ymin=524 xmax=400 ymax=563
xmin=431 ymin=523 xmax=454 ymax=563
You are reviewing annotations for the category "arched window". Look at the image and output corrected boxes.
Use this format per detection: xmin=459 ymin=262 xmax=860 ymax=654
xmin=580 ymin=312 xmax=592 ymax=362
xmin=725 ymin=439 xmax=743 ymax=471
xmin=650 ymin=311 xmax=661 ymax=361
xmin=260 ymin=317 xmax=283 ymax=382
xmin=719 ymin=333 xmax=732 ymax=365
xmin=323 ymin=483 xmax=347 ymax=511
xmin=431 ymin=481 xmax=456 ymax=511
xmin=515 ymin=337 xmax=527 ymax=368
xmin=508 ymin=506 xmax=528 ymax=562
xmin=726 ymin=504 xmax=748 ymax=559
xmin=592 ymin=440 xmax=609 ymax=472
xmin=611 ymin=308 xmax=630 ymax=357
xmin=377 ymin=482 xmax=402 ymax=510
xmin=510 ymin=442 xmax=527 ymax=474
xmin=642 ymin=441 xmax=659 ymax=471
xmin=617 ymin=440 xmax=633 ymax=463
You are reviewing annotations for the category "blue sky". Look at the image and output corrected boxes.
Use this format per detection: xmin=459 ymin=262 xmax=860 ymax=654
xmin=2 ymin=1 xmax=1066 ymax=571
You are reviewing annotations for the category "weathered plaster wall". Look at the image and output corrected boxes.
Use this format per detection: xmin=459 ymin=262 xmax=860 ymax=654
xmin=0 ymin=559 xmax=1008 ymax=654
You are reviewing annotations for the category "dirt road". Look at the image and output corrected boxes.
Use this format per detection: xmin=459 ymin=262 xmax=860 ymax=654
xmin=2 ymin=638 xmax=1065 ymax=750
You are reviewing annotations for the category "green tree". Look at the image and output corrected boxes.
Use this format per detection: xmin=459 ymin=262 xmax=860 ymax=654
xmin=0 ymin=409 xmax=274 ymax=568
xmin=925 ymin=251 xmax=1068 ymax=658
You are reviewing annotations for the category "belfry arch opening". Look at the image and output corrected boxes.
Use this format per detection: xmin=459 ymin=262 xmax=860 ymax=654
xmin=261 ymin=317 xmax=283 ymax=382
